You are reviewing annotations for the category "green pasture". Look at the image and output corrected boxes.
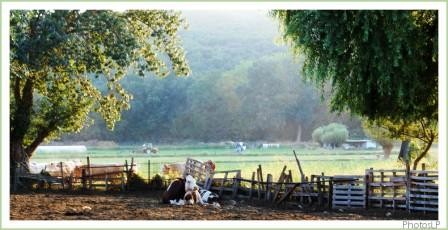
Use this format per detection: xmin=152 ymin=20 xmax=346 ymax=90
xmin=30 ymin=146 xmax=438 ymax=181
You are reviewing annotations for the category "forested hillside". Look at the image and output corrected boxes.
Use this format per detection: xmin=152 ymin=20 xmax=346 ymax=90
xmin=60 ymin=10 xmax=364 ymax=144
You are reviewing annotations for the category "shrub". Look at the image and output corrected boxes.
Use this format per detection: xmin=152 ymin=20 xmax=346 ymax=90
xmin=149 ymin=174 xmax=164 ymax=190
xmin=312 ymin=127 xmax=324 ymax=146
xmin=128 ymin=173 xmax=150 ymax=191
xmin=312 ymin=123 xmax=349 ymax=147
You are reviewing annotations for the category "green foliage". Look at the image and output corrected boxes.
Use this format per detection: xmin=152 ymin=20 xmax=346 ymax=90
xmin=312 ymin=123 xmax=348 ymax=147
xmin=272 ymin=10 xmax=438 ymax=123
xmin=311 ymin=127 xmax=324 ymax=146
xmin=367 ymin=117 xmax=437 ymax=169
xmin=362 ymin=119 xmax=394 ymax=157
xmin=128 ymin=173 xmax=150 ymax=191
xmin=10 ymin=10 xmax=190 ymax=157
xmin=149 ymin=174 xmax=164 ymax=189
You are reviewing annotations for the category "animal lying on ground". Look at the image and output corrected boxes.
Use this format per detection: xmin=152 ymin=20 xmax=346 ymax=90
xmin=162 ymin=177 xmax=186 ymax=204
xmin=198 ymin=188 xmax=220 ymax=204
xmin=184 ymin=187 xmax=203 ymax=205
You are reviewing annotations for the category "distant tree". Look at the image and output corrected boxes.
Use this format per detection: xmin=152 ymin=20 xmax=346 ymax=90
xmin=312 ymin=123 xmax=348 ymax=148
xmin=10 ymin=10 xmax=189 ymax=175
xmin=362 ymin=120 xmax=394 ymax=159
xmin=312 ymin=127 xmax=324 ymax=146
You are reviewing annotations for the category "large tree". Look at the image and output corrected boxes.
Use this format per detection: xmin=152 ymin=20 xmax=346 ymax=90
xmin=10 ymin=10 xmax=189 ymax=174
xmin=273 ymin=10 xmax=438 ymax=168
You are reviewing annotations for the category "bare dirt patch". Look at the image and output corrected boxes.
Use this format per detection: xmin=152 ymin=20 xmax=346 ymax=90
xmin=10 ymin=191 xmax=437 ymax=220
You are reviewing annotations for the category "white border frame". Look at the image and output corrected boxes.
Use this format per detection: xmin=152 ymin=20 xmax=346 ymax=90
xmin=2 ymin=1 xmax=446 ymax=229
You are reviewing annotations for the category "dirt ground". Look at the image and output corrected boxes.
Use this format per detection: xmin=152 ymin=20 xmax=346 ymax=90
xmin=10 ymin=191 xmax=438 ymax=220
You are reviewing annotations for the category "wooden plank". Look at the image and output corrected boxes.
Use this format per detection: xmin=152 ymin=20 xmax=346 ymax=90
xmin=332 ymin=201 xmax=365 ymax=206
xmin=410 ymin=188 xmax=438 ymax=193
xmin=409 ymin=200 xmax=439 ymax=205
xmin=266 ymin=174 xmax=273 ymax=201
xmin=366 ymin=169 xmax=407 ymax=173
xmin=293 ymin=150 xmax=305 ymax=182
xmin=333 ymin=188 xmax=365 ymax=194
xmin=271 ymin=166 xmax=287 ymax=204
xmin=231 ymin=172 xmax=241 ymax=199
xmin=257 ymin=168 xmax=261 ymax=200
xmin=371 ymin=204 xmax=407 ymax=209
xmin=410 ymin=176 xmax=438 ymax=180
xmin=369 ymin=196 xmax=406 ymax=201
xmin=333 ymin=195 xmax=366 ymax=200
xmin=275 ymin=183 xmax=299 ymax=205
xmin=409 ymin=206 xmax=438 ymax=212
xmin=411 ymin=182 xmax=438 ymax=187
xmin=249 ymin=171 xmax=255 ymax=199
xmin=87 ymin=157 xmax=92 ymax=190
xmin=369 ymin=182 xmax=406 ymax=187
xmin=219 ymin=172 xmax=229 ymax=197
xmin=258 ymin=165 xmax=264 ymax=190
xmin=409 ymin=194 xmax=439 ymax=199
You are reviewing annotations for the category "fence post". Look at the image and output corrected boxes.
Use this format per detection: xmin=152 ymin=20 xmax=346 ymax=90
xmin=232 ymin=171 xmax=241 ymax=199
xmin=257 ymin=168 xmax=262 ymax=200
xmin=406 ymin=162 xmax=411 ymax=213
xmin=87 ymin=157 xmax=92 ymax=190
xmin=365 ymin=169 xmax=370 ymax=209
xmin=59 ymin=162 xmax=64 ymax=190
xmin=317 ymin=176 xmax=322 ymax=205
xmin=249 ymin=171 xmax=255 ymax=199
xmin=81 ymin=169 xmax=87 ymax=191
xmin=125 ymin=160 xmax=129 ymax=191
xmin=258 ymin=165 xmax=264 ymax=190
xmin=266 ymin=174 xmax=273 ymax=201
xmin=148 ymin=160 xmax=151 ymax=182
xmin=328 ymin=178 xmax=333 ymax=209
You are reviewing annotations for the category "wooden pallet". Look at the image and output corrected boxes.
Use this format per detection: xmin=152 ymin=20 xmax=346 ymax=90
xmin=332 ymin=176 xmax=366 ymax=209
xmin=365 ymin=169 xmax=407 ymax=209
xmin=408 ymin=170 xmax=438 ymax=212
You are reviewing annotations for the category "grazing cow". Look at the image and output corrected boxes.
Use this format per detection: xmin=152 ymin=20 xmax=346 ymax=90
xmin=162 ymin=178 xmax=186 ymax=204
xmin=198 ymin=188 xmax=220 ymax=204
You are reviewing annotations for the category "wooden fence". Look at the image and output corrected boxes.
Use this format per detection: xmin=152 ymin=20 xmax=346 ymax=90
xmin=365 ymin=169 xmax=407 ymax=209
xmin=199 ymin=162 xmax=438 ymax=213
xmin=408 ymin=169 xmax=438 ymax=212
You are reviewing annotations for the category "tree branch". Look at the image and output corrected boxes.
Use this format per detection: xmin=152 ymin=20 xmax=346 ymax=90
xmin=412 ymin=133 xmax=435 ymax=170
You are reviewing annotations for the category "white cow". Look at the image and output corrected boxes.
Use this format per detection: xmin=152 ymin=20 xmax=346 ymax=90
xmin=161 ymin=163 xmax=185 ymax=177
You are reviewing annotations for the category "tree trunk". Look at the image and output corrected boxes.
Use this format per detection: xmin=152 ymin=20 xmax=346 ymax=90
xmin=412 ymin=135 xmax=435 ymax=170
xmin=295 ymin=123 xmax=302 ymax=143
xmin=382 ymin=145 xmax=393 ymax=159
xmin=10 ymin=139 xmax=30 ymax=190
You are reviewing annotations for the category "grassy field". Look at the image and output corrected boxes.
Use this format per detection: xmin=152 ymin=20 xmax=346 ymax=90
xmin=30 ymin=145 xmax=438 ymax=181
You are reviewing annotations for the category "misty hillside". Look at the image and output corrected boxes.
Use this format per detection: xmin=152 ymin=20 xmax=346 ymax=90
xmin=61 ymin=10 xmax=364 ymax=144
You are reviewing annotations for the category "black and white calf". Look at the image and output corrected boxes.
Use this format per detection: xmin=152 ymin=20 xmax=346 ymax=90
xmin=198 ymin=188 xmax=220 ymax=204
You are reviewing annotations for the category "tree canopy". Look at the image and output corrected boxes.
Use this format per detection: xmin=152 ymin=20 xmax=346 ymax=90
xmin=272 ymin=10 xmax=438 ymax=123
xmin=10 ymin=10 xmax=189 ymax=167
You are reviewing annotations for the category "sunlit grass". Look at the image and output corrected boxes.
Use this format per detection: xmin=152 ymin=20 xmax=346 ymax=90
xmin=31 ymin=146 xmax=438 ymax=181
